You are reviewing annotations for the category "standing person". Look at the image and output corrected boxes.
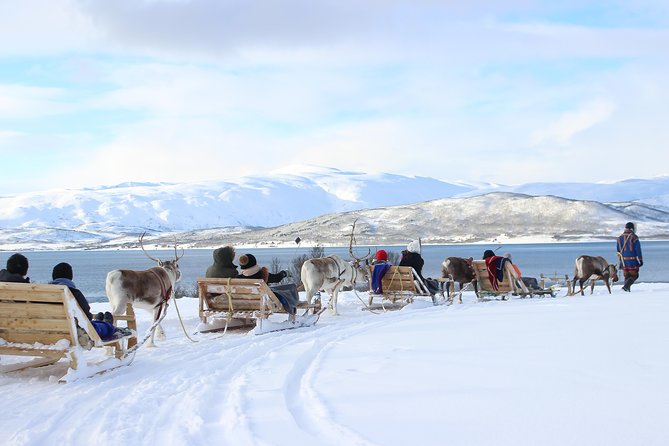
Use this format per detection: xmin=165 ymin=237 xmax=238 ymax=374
xmin=617 ymin=222 xmax=643 ymax=292
xmin=0 ymin=253 xmax=30 ymax=283
xmin=400 ymin=240 xmax=440 ymax=294
xmin=205 ymin=246 xmax=239 ymax=278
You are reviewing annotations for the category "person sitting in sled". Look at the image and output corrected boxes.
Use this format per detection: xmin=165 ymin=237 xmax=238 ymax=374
xmin=371 ymin=249 xmax=392 ymax=294
xmin=50 ymin=262 xmax=131 ymax=340
xmin=238 ymin=253 xmax=298 ymax=315
xmin=400 ymin=240 xmax=440 ymax=295
xmin=205 ymin=245 xmax=239 ymax=278
xmin=0 ymin=253 xmax=30 ymax=283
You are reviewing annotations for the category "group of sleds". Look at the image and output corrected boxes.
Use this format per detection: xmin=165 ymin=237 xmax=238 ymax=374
xmin=0 ymin=221 xmax=634 ymax=382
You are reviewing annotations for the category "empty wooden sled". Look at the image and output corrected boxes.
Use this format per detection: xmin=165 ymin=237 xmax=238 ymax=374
xmin=0 ymin=282 xmax=137 ymax=382
xmin=197 ymin=278 xmax=322 ymax=334
xmin=472 ymin=260 xmax=532 ymax=300
xmin=367 ymin=266 xmax=433 ymax=310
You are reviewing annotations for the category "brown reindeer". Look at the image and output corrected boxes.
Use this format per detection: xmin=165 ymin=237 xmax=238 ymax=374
xmin=105 ymin=233 xmax=184 ymax=347
xmin=441 ymin=257 xmax=478 ymax=304
xmin=572 ymin=255 xmax=619 ymax=296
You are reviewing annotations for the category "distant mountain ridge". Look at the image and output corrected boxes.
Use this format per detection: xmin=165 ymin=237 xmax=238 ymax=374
xmin=1 ymin=167 xmax=669 ymax=250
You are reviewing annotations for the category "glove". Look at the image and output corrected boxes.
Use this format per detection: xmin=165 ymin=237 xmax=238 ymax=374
xmin=639 ymin=260 xmax=643 ymax=267
xmin=280 ymin=270 xmax=288 ymax=279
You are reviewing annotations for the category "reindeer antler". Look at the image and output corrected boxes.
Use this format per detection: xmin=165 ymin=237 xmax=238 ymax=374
xmin=139 ymin=232 xmax=161 ymax=263
xmin=173 ymin=235 xmax=185 ymax=261
xmin=348 ymin=218 xmax=371 ymax=261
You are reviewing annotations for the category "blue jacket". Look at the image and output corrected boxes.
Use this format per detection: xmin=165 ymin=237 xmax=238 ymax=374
xmin=617 ymin=229 xmax=643 ymax=271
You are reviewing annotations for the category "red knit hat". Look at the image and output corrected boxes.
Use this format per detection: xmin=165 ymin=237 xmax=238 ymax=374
xmin=375 ymin=249 xmax=388 ymax=262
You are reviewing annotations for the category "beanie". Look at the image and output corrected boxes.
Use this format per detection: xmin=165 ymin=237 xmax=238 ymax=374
xmin=238 ymin=253 xmax=257 ymax=270
xmin=625 ymin=222 xmax=635 ymax=232
xmin=483 ymin=250 xmax=495 ymax=259
xmin=7 ymin=253 xmax=29 ymax=276
xmin=407 ymin=240 xmax=420 ymax=254
xmin=52 ymin=262 xmax=74 ymax=280
xmin=375 ymin=249 xmax=388 ymax=262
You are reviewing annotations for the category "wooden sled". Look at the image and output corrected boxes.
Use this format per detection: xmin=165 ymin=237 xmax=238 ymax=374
xmin=0 ymin=282 xmax=137 ymax=382
xmin=197 ymin=278 xmax=322 ymax=335
xmin=367 ymin=266 xmax=434 ymax=311
xmin=472 ymin=260 xmax=532 ymax=300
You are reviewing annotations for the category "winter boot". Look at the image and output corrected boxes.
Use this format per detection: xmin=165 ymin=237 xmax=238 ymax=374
xmin=103 ymin=311 xmax=114 ymax=325
xmin=622 ymin=277 xmax=636 ymax=292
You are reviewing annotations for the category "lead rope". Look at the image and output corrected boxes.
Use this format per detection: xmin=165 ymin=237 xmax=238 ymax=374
xmin=172 ymin=293 xmax=199 ymax=343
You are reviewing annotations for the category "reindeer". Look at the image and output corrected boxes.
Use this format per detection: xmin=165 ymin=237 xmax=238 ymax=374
xmin=441 ymin=256 xmax=478 ymax=304
xmin=572 ymin=255 xmax=619 ymax=296
xmin=301 ymin=219 xmax=371 ymax=315
xmin=105 ymin=233 xmax=184 ymax=347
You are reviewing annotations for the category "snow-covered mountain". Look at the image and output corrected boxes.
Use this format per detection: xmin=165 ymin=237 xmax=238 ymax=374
xmin=164 ymin=192 xmax=669 ymax=249
xmin=2 ymin=167 xmax=669 ymax=250
xmin=0 ymin=166 xmax=473 ymax=233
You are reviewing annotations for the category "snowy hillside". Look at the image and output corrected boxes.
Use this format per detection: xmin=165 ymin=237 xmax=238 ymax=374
xmin=167 ymin=192 xmax=669 ymax=249
xmin=2 ymin=168 xmax=669 ymax=249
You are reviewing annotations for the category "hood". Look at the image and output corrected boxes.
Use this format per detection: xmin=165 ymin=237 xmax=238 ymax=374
xmin=213 ymin=246 xmax=236 ymax=266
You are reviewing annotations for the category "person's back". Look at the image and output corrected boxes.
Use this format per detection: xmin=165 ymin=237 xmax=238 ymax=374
xmin=371 ymin=250 xmax=392 ymax=294
xmin=399 ymin=240 xmax=440 ymax=295
xmin=205 ymin=246 xmax=239 ymax=278
xmin=617 ymin=222 xmax=643 ymax=292
xmin=48 ymin=262 xmax=128 ymax=340
xmin=49 ymin=262 xmax=92 ymax=320
xmin=399 ymin=241 xmax=425 ymax=279
xmin=0 ymin=253 xmax=30 ymax=283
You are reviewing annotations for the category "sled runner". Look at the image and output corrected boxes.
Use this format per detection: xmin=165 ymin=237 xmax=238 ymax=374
xmin=0 ymin=282 xmax=137 ymax=382
xmin=197 ymin=278 xmax=322 ymax=334
xmin=367 ymin=266 xmax=433 ymax=310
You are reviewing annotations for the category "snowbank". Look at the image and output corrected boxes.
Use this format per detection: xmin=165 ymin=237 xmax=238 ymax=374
xmin=1 ymin=284 xmax=668 ymax=445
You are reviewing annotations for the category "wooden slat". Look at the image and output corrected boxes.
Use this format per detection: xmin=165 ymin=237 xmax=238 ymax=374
xmin=0 ymin=346 xmax=66 ymax=357
xmin=0 ymin=356 xmax=62 ymax=373
xmin=0 ymin=331 xmax=72 ymax=345
xmin=0 ymin=283 xmax=68 ymax=303
xmin=0 ymin=301 xmax=68 ymax=319
xmin=203 ymin=284 xmax=263 ymax=295
xmin=206 ymin=299 xmax=263 ymax=311
xmin=0 ymin=317 xmax=70 ymax=332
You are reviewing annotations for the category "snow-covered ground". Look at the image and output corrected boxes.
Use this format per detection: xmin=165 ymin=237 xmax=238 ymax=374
xmin=2 ymin=284 xmax=668 ymax=446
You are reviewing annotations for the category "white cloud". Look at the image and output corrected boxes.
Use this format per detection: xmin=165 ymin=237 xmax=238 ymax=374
xmin=530 ymin=100 xmax=617 ymax=146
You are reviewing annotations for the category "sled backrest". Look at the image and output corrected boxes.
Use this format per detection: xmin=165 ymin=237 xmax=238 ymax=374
xmin=0 ymin=282 xmax=75 ymax=346
xmin=197 ymin=278 xmax=284 ymax=321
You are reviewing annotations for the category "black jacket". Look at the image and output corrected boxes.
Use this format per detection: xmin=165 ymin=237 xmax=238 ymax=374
xmin=399 ymin=251 xmax=425 ymax=280
xmin=0 ymin=269 xmax=29 ymax=283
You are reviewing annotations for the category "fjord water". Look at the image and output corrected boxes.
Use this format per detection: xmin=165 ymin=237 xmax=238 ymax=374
xmin=4 ymin=241 xmax=668 ymax=301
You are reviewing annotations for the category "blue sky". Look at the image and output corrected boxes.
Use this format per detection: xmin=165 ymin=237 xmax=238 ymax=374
xmin=1 ymin=0 xmax=668 ymax=194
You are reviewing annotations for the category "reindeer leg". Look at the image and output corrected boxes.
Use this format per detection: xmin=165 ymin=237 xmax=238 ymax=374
xmin=331 ymin=287 xmax=339 ymax=316
xmin=146 ymin=306 xmax=163 ymax=347
xmin=579 ymin=279 xmax=586 ymax=296
xmin=590 ymin=279 xmax=596 ymax=295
